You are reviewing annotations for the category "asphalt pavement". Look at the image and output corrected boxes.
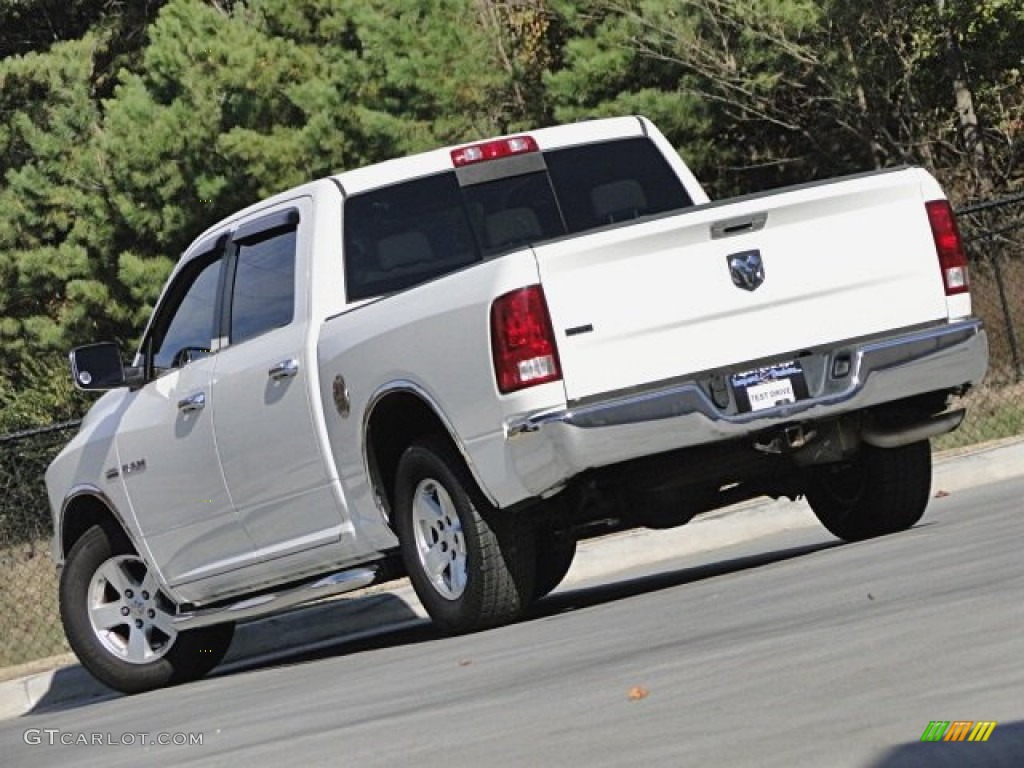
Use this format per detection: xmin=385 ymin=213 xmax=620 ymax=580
xmin=1 ymin=436 xmax=1021 ymax=721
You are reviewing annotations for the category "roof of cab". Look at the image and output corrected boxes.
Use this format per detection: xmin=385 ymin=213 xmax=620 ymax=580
xmin=183 ymin=116 xmax=649 ymax=260
xmin=334 ymin=115 xmax=647 ymax=196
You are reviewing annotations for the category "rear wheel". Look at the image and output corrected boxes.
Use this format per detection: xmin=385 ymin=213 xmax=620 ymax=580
xmin=394 ymin=435 xmax=536 ymax=633
xmin=60 ymin=525 xmax=234 ymax=694
xmin=805 ymin=441 xmax=932 ymax=541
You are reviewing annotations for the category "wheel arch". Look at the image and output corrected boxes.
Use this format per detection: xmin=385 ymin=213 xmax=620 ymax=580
xmin=364 ymin=385 xmax=496 ymax=526
xmin=58 ymin=486 xmax=136 ymax=565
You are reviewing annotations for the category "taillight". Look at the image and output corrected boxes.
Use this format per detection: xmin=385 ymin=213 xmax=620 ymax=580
xmin=926 ymin=200 xmax=969 ymax=296
xmin=451 ymin=136 xmax=539 ymax=167
xmin=490 ymin=285 xmax=562 ymax=393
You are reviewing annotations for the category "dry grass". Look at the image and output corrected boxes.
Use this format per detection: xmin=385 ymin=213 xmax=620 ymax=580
xmin=969 ymin=254 xmax=1024 ymax=383
xmin=0 ymin=542 xmax=68 ymax=668
xmin=934 ymin=381 xmax=1024 ymax=451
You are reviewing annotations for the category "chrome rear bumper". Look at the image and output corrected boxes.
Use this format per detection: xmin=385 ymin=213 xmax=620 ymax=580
xmin=505 ymin=320 xmax=988 ymax=496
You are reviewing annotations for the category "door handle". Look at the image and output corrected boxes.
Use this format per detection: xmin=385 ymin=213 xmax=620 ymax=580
xmin=177 ymin=392 xmax=206 ymax=413
xmin=268 ymin=358 xmax=299 ymax=381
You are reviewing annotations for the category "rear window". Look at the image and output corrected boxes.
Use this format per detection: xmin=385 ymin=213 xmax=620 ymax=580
xmin=344 ymin=137 xmax=692 ymax=301
xmin=343 ymin=173 xmax=479 ymax=301
xmin=546 ymin=138 xmax=692 ymax=231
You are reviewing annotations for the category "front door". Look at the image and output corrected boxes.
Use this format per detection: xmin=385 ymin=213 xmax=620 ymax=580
xmin=116 ymin=248 xmax=253 ymax=599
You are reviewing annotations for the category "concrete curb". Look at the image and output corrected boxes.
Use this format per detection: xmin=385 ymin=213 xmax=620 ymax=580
xmin=2 ymin=437 xmax=1021 ymax=719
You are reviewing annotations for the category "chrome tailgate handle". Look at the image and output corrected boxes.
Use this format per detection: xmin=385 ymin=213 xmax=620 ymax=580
xmin=177 ymin=392 xmax=206 ymax=413
xmin=710 ymin=211 xmax=768 ymax=239
xmin=268 ymin=358 xmax=299 ymax=380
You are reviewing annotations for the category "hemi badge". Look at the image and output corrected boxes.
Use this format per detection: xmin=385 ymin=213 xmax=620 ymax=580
xmin=105 ymin=468 xmax=120 ymax=481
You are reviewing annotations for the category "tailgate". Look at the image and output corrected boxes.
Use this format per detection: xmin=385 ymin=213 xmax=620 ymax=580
xmin=536 ymin=168 xmax=950 ymax=402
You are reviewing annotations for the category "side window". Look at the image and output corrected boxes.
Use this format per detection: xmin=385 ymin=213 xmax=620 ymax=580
xmin=228 ymin=227 xmax=296 ymax=345
xmin=150 ymin=255 xmax=223 ymax=373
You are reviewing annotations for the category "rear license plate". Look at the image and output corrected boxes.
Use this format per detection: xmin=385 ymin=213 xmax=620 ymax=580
xmin=731 ymin=361 xmax=809 ymax=413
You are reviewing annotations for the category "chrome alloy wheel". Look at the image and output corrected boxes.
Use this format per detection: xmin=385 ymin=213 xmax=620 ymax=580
xmin=87 ymin=555 xmax=178 ymax=664
xmin=411 ymin=478 xmax=468 ymax=600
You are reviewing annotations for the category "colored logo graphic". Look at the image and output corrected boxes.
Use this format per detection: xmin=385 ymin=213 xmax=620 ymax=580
xmin=920 ymin=721 xmax=997 ymax=742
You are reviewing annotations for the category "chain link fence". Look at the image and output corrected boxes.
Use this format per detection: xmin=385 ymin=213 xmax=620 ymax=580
xmin=0 ymin=422 xmax=80 ymax=668
xmin=938 ymin=192 xmax=1024 ymax=448
xmin=0 ymin=195 xmax=1021 ymax=671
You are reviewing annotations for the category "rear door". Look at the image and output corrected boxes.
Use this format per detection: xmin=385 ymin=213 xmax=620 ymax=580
xmin=210 ymin=199 xmax=347 ymax=577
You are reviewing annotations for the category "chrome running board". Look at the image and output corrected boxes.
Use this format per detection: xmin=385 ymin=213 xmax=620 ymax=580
xmin=173 ymin=567 xmax=378 ymax=630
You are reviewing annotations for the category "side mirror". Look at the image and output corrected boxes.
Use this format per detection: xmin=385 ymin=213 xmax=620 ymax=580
xmin=70 ymin=342 xmax=126 ymax=390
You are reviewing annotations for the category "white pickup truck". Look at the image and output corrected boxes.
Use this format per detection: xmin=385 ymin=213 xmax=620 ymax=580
xmin=46 ymin=116 xmax=987 ymax=693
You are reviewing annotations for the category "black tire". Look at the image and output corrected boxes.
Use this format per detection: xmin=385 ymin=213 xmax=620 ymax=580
xmin=805 ymin=441 xmax=932 ymax=542
xmin=534 ymin=529 xmax=577 ymax=600
xmin=59 ymin=525 xmax=234 ymax=694
xmin=394 ymin=435 xmax=536 ymax=633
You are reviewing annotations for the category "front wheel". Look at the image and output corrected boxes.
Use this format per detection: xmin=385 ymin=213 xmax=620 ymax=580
xmin=805 ymin=441 xmax=932 ymax=542
xmin=60 ymin=525 xmax=234 ymax=694
xmin=394 ymin=436 xmax=536 ymax=633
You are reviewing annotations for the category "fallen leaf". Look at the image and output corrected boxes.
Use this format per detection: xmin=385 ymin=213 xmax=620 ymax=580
xmin=934 ymin=489 xmax=950 ymax=498
xmin=628 ymin=686 xmax=649 ymax=701
xmin=458 ymin=659 xmax=472 ymax=667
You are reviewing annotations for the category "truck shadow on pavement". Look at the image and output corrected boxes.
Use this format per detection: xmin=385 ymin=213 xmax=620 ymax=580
xmin=27 ymin=539 xmax=841 ymax=714
xmin=25 ymin=665 xmax=119 ymax=714
xmin=26 ymin=591 xmax=427 ymax=716
xmin=217 ymin=539 xmax=842 ymax=678
xmin=535 ymin=539 xmax=841 ymax=620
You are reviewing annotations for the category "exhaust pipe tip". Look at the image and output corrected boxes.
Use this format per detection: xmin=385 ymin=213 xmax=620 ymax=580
xmin=862 ymin=408 xmax=966 ymax=448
